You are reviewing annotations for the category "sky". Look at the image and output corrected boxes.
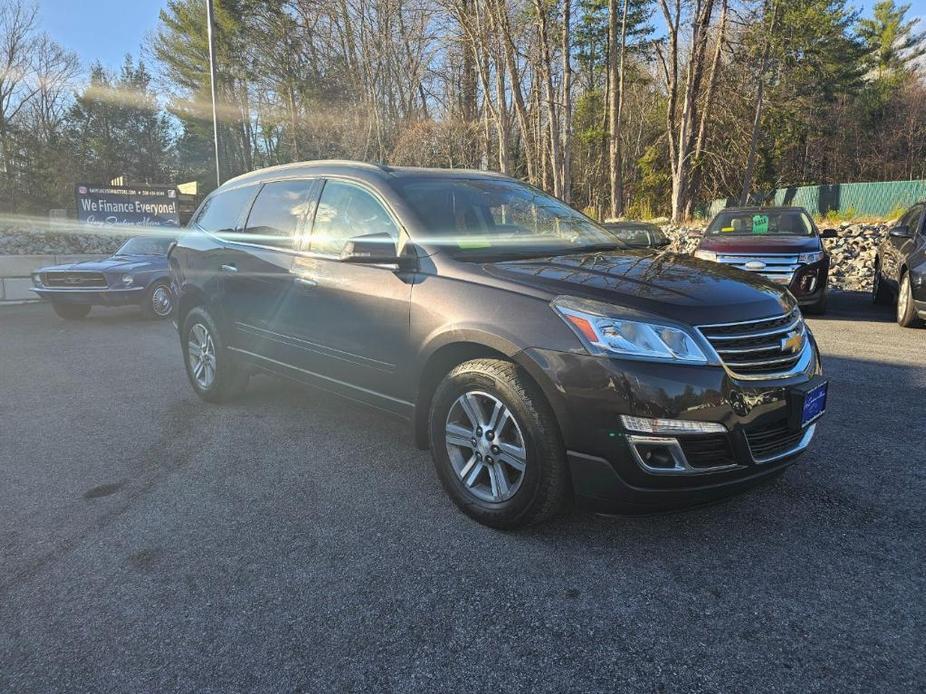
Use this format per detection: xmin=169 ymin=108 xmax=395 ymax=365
xmin=38 ymin=0 xmax=167 ymax=71
xmin=36 ymin=0 xmax=926 ymax=75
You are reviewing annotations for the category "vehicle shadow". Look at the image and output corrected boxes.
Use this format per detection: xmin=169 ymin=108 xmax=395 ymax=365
xmin=807 ymin=290 xmax=895 ymax=324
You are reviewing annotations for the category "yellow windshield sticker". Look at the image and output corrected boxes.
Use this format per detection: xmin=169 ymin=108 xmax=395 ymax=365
xmin=752 ymin=215 xmax=769 ymax=234
xmin=457 ymin=238 xmax=493 ymax=249
xmin=721 ymin=226 xmax=735 ymax=232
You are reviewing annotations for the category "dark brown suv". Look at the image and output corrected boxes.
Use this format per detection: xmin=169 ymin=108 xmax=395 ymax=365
xmin=170 ymin=162 xmax=827 ymax=528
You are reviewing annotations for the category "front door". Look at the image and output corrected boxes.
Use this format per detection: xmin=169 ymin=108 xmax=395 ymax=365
xmin=283 ymin=179 xmax=414 ymax=404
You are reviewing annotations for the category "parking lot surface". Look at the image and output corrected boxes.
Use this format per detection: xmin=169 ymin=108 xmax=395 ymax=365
xmin=1 ymin=292 xmax=923 ymax=692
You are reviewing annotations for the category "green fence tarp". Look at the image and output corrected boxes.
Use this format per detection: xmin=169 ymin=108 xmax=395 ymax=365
xmin=703 ymin=179 xmax=926 ymax=219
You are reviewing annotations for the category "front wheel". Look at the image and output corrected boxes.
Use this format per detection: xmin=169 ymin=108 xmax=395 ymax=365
xmin=428 ymin=358 xmax=569 ymax=529
xmin=181 ymin=306 xmax=249 ymax=402
xmin=52 ymin=303 xmax=91 ymax=320
xmin=897 ymin=272 xmax=922 ymax=328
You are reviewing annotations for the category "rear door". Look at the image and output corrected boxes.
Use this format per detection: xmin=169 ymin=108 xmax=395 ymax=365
xmin=223 ymin=178 xmax=319 ymax=360
xmin=284 ymin=178 xmax=414 ymax=403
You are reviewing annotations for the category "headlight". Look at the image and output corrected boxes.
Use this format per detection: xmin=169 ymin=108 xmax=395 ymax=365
xmin=694 ymin=250 xmax=717 ymax=261
xmin=121 ymin=274 xmax=134 ymax=286
xmin=552 ymin=296 xmax=709 ymax=364
xmin=31 ymin=272 xmax=42 ymax=287
xmin=798 ymin=251 xmax=824 ymax=264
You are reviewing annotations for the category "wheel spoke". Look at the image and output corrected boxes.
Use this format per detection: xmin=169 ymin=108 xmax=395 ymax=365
xmin=446 ymin=423 xmax=473 ymax=449
xmin=463 ymin=461 xmax=483 ymax=487
xmin=485 ymin=400 xmax=503 ymax=431
xmin=488 ymin=463 xmax=509 ymax=499
xmin=459 ymin=454 xmax=478 ymax=480
xmin=460 ymin=393 xmax=482 ymax=429
xmin=497 ymin=442 xmax=526 ymax=472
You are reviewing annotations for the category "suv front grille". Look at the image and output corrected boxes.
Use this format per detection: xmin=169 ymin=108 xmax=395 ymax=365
xmin=745 ymin=419 xmax=805 ymax=460
xmin=697 ymin=309 xmax=807 ymax=378
xmin=714 ymin=253 xmax=800 ymax=285
xmin=43 ymin=271 xmax=108 ymax=288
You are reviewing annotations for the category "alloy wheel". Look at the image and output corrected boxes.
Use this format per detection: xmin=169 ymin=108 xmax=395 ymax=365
xmin=187 ymin=323 xmax=216 ymax=389
xmin=445 ymin=390 xmax=527 ymax=503
xmin=152 ymin=285 xmax=173 ymax=317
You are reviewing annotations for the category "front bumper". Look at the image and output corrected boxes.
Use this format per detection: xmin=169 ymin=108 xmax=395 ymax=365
xmin=524 ymin=341 xmax=824 ymax=513
xmin=31 ymin=286 xmax=146 ymax=306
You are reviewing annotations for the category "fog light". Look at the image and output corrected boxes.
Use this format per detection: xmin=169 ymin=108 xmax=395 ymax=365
xmin=621 ymin=415 xmax=726 ymax=435
xmin=31 ymin=272 xmax=42 ymax=287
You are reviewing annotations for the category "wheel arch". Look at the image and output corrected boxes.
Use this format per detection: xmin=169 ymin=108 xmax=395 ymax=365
xmin=412 ymin=337 xmax=570 ymax=451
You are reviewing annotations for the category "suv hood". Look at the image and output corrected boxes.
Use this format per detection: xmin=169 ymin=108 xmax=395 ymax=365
xmin=698 ymin=234 xmax=821 ymax=254
xmin=484 ymin=250 xmax=794 ymax=325
xmin=38 ymin=255 xmax=165 ymax=273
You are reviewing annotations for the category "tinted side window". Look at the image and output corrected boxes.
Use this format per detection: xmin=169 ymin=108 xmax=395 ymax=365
xmin=310 ymin=181 xmax=398 ymax=256
xmin=195 ymin=185 xmax=258 ymax=235
xmin=244 ymin=179 xmax=313 ymax=249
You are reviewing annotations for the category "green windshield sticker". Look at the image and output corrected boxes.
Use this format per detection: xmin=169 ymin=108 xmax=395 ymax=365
xmin=752 ymin=214 xmax=769 ymax=234
xmin=457 ymin=238 xmax=493 ymax=249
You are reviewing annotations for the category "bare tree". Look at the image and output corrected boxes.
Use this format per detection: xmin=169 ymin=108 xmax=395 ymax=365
xmin=0 ymin=0 xmax=38 ymax=185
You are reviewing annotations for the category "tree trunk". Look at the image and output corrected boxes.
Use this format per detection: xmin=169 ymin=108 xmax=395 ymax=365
xmin=560 ymin=0 xmax=572 ymax=202
xmin=608 ymin=0 xmax=629 ymax=218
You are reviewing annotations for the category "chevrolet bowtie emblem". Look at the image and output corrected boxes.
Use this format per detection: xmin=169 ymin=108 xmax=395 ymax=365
xmin=780 ymin=330 xmax=803 ymax=354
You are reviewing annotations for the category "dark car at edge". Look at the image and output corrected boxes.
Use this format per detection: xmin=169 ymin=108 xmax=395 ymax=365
xmin=169 ymin=161 xmax=827 ymax=528
xmin=694 ymin=206 xmax=837 ymax=314
xmin=600 ymin=220 xmax=671 ymax=249
xmin=872 ymin=200 xmax=926 ymax=327
xmin=31 ymin=235 xmax=176 ymax=320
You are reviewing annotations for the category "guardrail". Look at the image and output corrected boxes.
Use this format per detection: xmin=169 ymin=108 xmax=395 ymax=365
xmin=0 ymin=254 xmax=105 ymax=303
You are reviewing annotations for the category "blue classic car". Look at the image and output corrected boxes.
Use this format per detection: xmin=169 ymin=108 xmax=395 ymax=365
xmin=31 ymin=236 xmax=175 ymax=320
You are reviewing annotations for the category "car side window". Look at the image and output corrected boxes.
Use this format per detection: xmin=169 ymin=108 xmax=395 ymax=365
xmin=195 ymin=185 xmax=258 ymax=237
xmin=309 ymin=180 xmax=398 ymax=257
xmin=243 ymin=179 xmax=314 ymax=249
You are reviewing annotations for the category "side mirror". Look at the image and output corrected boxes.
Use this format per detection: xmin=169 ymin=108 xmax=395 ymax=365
xmin=819 ymin=228 xmax=838 ymax=239
xmin=889 ymin=225 xmax=911 ymax=239
xmin=339 ymin=232 xmax=400 ymax=264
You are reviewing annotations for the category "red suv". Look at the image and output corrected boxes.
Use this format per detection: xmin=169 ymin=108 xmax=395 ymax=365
xmin=694 ymin=207 xmax=837 ymax=314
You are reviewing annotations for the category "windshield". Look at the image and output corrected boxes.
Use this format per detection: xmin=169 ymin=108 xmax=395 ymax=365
xmin=395 ymin=178 xmax=620 ymax=258
xmin=707 ymin=210 xmax=813 ymax=236
xmin=115 ymin=236 xmax=174 ymax=256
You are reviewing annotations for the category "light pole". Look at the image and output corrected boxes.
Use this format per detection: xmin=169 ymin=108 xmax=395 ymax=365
xmin=206 ymin=0 xmax=221 ymax=187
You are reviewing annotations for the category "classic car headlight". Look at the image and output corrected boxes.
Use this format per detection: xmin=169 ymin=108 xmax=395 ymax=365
xmin=552 ymin=296 xmax=709 ymax=364
xmin=121 ymin=274 xmax=134 ymax=286
xmin=693 ymin=250 xmax=717 ymax=261
xmin=798 ymin=251 xmax=825 ymax=264
xmin=31 ymin=272 xmax=42 ymax=287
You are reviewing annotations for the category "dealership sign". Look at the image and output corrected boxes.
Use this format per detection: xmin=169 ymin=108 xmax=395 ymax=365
xmin=75 ymin=184 xmax=180 ymax=227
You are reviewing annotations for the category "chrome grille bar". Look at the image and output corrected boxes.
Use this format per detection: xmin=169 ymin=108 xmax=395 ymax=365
xmin=697 ymin=308 xmax=810 ymax=379
xmin=714 ymin=253 xmax=800 ymax=285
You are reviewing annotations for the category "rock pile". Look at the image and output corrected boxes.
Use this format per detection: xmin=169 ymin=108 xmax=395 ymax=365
xmin=660 ymin=222 xmax=890 ymax=292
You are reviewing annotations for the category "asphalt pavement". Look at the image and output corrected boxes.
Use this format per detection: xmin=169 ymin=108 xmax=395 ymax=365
xmin=0 ymin=292 xmax=923 ymax=692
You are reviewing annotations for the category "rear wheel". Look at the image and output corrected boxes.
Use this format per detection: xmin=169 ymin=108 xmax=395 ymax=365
xmin=429 ymin=358 xmax=569 ymax=529
xmin=181 ymin=306 xmax=249 ymax=402
xmin=897 ymin=272 xmax=922 ymax=328
xmin=142 ymin=281 xmax=173 ymax=320
xmin=52 ymin=303 xmax=91 ymax=320
xmin=872 ymin=262 xmax=891 ymax=305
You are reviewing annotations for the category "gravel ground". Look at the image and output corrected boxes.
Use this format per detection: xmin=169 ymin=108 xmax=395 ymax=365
xmin=0 ymin=292 xmax=923 ymax=692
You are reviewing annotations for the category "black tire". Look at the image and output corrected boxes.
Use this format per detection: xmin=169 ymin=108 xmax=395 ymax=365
xmin=181 ymin=306 xmax=249 ymax=402
xmin=896 ymin=272 xmax=922 ymax=328
xmin=428 ymin=358 xmax=569 ymax=529
xmin=52 ymin=303 xmax=91 ymax=320
xmin=141 ymin=280 xmax=174 ymax=320
xmin=872 ymin=262 xmax=891 ymax=305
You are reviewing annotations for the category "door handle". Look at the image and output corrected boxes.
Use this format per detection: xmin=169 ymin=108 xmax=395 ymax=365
xmin=220 ymin=264 xmax=238 ymax=273
xmin=294 ymin=277 xmax=317 ymax=288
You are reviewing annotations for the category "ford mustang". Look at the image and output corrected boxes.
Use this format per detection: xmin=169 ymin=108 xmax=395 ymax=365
xmin=31 ymin=235 xmax=175 ymax=320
